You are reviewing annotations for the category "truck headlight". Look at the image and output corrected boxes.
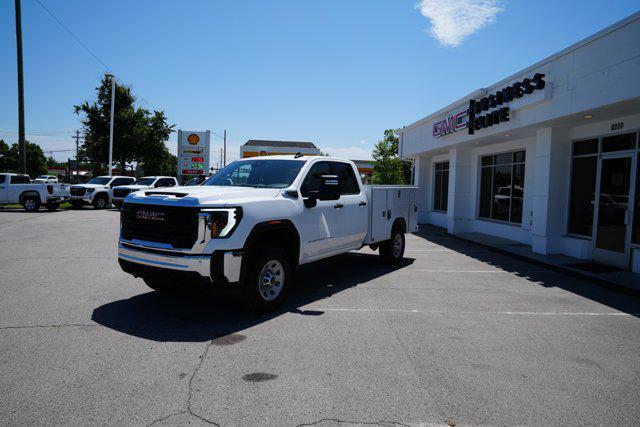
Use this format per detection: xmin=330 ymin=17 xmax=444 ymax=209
xmin=202 ymin=207 xmax=242 ymax=238
xmin=86 ymin=188 xmax=94 ymax=194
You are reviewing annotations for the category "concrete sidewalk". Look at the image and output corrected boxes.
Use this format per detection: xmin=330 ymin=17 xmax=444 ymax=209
xmin=418 ymin=225 xmax=640 ymax=293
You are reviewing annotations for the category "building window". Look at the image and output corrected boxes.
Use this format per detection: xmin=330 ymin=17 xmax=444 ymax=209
xmin=433 ymin=161 xmax=449 ymax=212
xmin=478 ymin=151 xmax=526 ymax=223
xmin=567 ymin=139 xmax=598 ymax=236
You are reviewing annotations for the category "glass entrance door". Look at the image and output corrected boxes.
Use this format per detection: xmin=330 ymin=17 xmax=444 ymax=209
xmin=593 ymin=154 xmax=636 ymax=268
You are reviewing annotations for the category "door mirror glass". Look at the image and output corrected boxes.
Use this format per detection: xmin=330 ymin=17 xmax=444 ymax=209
xmin=304 ymin=191 xmax=318 ymax=208
xmin=318 ymin=175 xmax=340 ymax=201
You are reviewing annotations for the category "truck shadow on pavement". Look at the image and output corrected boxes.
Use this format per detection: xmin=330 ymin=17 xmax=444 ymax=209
xmin=412 ymin=226 xmax=640 ymax=318
xmin=91 ymin=252 xmax=415 ymax=342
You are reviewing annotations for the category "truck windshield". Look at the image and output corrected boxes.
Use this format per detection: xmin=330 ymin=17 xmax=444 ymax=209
xmin=87 ymin=177 xmax=111 ymax=185
xmin=134 ymin=178 xmax=156 ymax=186
xmin=204 ymin=160 xmax=304 ymax=189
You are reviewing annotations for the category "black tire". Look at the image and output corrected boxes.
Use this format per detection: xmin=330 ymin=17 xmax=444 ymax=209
xmin=70 ymin=201 xmax=83 ymax=209
xmin=379 ymin=226 xmax=405 ymax=265
xmin=22 ymin=197 xmax=41 ymax=212
xmin=92 ymin=194 xmax=108 ymax=209
xmin=242 ymin=246 xmax=292 ymax=313
xmin=45 ymin=202 xmax=60 ymax=211
xmin=143 ymin=278 xmax=177 ymax=293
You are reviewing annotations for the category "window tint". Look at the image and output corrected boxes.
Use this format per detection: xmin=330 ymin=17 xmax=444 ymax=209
xmin=433 ymin=161 xmax=449 ymax=212
xmin=205 ymin=160 xmax=304 ymax=188
xmin=0 ymin=175 xmax=5 ymax=184
xmin=10 ymin=175 xmax=31 ymax=184
xmin=330 ymin=162 xmax=359 ymax=195
xmin=568 ymin=156 xmax=597 ymax=236
xmin=478 ymin=150 xmax=526 ymax=223
xmin=572 ymin=139 xmax=598 ymax=156
xmin=602 ymin=132 xmax=636 ymax=153
xmin=157 ymin=178 xmax=175 ymax=187
xmin=111 ymin=178 xmax=134 ymax=187
xmin=300 ymin=162 xmax=331 ymax=197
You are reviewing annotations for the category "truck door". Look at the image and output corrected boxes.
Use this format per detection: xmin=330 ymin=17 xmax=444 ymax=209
xmin=330 ymin=162 xmax=368 ymax=250
xmin=0 ymin=175 xmax=7 ymax=203
xmin=300 ymin=161 xmax=342 ymax=259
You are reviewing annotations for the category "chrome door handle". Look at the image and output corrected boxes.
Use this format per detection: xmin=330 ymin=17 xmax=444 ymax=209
xmin=334 ymin=203 xmax=344 ymax=209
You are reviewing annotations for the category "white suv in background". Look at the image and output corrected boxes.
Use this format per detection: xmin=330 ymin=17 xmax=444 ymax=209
xmin=111 ymin=176 xmax=178 ymax=208
xmin=69 ymin=176 xmax=135 ymax=209
xmin=34 ymin=175 xmax=58 ymax=183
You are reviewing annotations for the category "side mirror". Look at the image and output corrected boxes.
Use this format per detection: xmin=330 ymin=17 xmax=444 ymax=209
xmin=318 ymin=175 xmax=340 ymax=201
xmin=304 ymin=191 xmax=318 ymax=208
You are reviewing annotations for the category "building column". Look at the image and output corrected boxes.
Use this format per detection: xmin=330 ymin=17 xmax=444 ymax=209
xmin=531 ymin=127 xmax=570 ymax=254
xmin=447 ymin=146 xmax=473 ymax=235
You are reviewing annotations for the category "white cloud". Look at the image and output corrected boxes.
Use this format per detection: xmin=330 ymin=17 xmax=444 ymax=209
xmin=417 ymin=0 xmax=504 ymax=47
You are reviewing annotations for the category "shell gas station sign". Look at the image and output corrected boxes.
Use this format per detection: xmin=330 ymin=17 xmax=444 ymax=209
xmin=177 ymin=130 xmax=210 ymax=176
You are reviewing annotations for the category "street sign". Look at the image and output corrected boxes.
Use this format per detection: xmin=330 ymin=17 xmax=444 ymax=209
xmin=177 ymin=130 xmax=210 ymax=177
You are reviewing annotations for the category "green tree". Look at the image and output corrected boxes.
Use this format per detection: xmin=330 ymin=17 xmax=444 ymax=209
xmin=74 ymin=77 xmax=174 ymax=175
xmin=0 ymin=140 xmax=10 ymax=172
xmin=371 ymin=129 xmax=405 ymax=185
xmin=2 ymin=141 xmax=48 ymax=177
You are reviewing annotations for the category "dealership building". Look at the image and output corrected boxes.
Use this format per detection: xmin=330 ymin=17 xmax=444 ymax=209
xmin=400 ymin=13 xmax=640 ymax=272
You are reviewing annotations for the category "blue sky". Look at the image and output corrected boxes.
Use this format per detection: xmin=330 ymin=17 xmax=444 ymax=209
xmin=1 ymin=0 xmax=638 ymax=162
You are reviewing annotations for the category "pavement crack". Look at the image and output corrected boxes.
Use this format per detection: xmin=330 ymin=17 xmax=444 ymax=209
xmin=184 ymin=339 xmax=219 ymax=425
xmin=0 ymin=323 xmax=97 ymax=330
xmin=296 ymin=418 xmax=411 ymax=427
xmin=146 ymin=411 xmax=188 ymax=426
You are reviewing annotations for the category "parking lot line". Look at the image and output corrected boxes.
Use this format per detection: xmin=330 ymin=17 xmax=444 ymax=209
xmin=408 ymin=269 xmax=550 ymax=273
xmin=312 ymin=308 xmax=636 ymax=316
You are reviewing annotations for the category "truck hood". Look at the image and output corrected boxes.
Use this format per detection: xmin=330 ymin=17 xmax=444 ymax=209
xmin=72 ymin=184 xmax=107 ymax=190
xmin=128 ymin=185 xmax=281 ymax=206
xmin=116 ymin=184 xmax=150 ymax=191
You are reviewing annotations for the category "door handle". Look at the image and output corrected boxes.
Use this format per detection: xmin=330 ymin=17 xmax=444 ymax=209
xmin=358 ymin=201 xmax=367 ymax=206
xmin=334 ymin=203 xmax=344 ymax=209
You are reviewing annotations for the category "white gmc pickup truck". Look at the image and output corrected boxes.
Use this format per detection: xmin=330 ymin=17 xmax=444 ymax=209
xmin=118 ymin=156 xmax=417 ymax=312
xmin=0 ymin=173 xmax=70 ymax=211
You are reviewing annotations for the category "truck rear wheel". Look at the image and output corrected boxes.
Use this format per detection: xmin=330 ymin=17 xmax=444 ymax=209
xmin=22 ymin=197 xmax=40 ymax=212
xmin=379 ymin=226 xmax=405 ymax=265
xmin=242 ymin=247 xmax=292 ymax=313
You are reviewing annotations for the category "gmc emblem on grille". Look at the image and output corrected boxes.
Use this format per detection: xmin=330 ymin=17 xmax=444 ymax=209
xmin=135 ymin=210 xmax=166 ymax=222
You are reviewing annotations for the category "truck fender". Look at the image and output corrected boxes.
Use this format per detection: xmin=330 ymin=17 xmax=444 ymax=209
xmin=392 ymin=217 xmax=407 ymax=234
xmin=19 ymin=191 xmax=41 ymax=203
xmin=243 ymin=220 xmax=301 ymax=271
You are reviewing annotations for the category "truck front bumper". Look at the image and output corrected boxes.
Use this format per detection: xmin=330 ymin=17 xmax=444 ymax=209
xmin=117 ymin=243 xmax=243 ymax=285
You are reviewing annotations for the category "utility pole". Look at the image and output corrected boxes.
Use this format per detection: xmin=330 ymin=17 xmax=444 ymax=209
xmin=223 ymin=129 xmax=227 ymax=167
xmin=105 ymin=73 xmax=116 ymax=176
xmin=14 ymin=0 xmax=26 ymax=174
xmin=220 ymin=147 xmax=223 ymax=170
xmin=74 ymin=130 xmax=81 ymax=183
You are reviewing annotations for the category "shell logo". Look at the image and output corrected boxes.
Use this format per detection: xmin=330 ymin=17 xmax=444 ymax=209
xmin=187 ymin=134 xmax=200 ymax=145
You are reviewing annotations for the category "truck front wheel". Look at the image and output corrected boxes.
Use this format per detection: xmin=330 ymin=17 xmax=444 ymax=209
xmin=243 ymin=247 xmax=292 ymax=313
xmin=379 ymin=226 xmax=405 ymax=265
xmin=93 ymin=194 xmax=108 ymax=209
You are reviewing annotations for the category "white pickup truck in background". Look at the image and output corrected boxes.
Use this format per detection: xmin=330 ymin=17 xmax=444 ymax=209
xmin=70 ymin=176 xmax=136 ymax=209
xmin=117 ymin=156 xmax=417 ymax=312
xmin=0 ymin=173 xmax=70 ymax=211
xmin=111 ymin=176 xmax=179 ymax=209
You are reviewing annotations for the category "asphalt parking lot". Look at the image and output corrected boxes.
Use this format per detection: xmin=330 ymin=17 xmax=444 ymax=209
xmin=1 ymin=208 xmax=639 ymax=426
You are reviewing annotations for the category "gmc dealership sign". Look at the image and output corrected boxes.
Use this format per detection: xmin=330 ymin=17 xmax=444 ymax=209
xmin=432 ymin=107 xmax=468 ymax=138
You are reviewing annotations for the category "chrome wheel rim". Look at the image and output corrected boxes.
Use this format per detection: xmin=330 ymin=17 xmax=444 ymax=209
xmin=24 ymin=199 xmax=36 ymax=210
xmin=392 ymin=232 xmax=403 ymax=258
xmin=258 ymin=260 xmax=284 ymax=301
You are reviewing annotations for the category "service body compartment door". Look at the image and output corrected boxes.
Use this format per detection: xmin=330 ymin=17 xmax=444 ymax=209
xmin=408 ymin=190 xmax=418 ymax=232
xmin=369 ymin=187 xmax=391 ymax=243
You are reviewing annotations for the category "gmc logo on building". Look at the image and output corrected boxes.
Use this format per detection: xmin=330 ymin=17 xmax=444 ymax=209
xmin=433 ymin=108 xmax=468 ymax=138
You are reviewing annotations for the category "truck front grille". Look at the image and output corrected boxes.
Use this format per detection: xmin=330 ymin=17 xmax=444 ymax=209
xmin=120 ymin=203 xmax=200 ymax=249
xmin=70 ymin=187 xmax=86 ymax=196
xmin=113 ymin=188 xmax=132 ymax=198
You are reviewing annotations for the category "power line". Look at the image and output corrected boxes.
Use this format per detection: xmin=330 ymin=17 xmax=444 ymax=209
xmin=34 ymin=0 xmax=112 ymax=73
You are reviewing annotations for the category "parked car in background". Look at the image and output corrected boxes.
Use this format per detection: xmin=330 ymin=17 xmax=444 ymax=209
xmin=69 ymin=176 xmax=135 ymax=209
xmin=0 ymin=173 xmax=70 ymax=211
xmin=118 ymin=156 xmax=418 ymax=312
xmin=34 ymin=175 xmax=59 ymax=183
xmin=185 ymin=176 xmax=206 ymax=186
xmin=111 ymin=176 xmax=178 ymax=209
